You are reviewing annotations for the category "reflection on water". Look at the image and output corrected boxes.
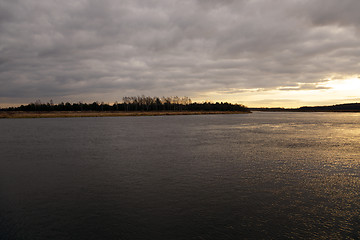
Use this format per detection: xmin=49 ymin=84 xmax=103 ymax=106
xmin=1 ymin=112 xmax=360 ymax=239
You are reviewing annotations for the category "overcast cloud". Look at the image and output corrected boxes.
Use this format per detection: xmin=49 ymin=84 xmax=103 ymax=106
xmin=1 ymin=0 xmax=359 ymax=105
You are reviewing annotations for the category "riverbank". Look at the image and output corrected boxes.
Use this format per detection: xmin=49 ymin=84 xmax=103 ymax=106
xmin=0 ymin=111 xmax=250 ymax=118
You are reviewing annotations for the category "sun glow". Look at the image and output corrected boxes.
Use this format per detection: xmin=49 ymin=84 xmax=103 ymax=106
xmin=194 ymin=76 xmax=360 ymax=108
xmin=323 ymin=77 xmax=360 ymax=91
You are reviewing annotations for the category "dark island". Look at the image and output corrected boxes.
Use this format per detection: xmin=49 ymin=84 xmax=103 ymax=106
xmin=251 ymin=103 xmax=360 ymax=112
xmin=0 ymin=96 xmax=250 ymax=118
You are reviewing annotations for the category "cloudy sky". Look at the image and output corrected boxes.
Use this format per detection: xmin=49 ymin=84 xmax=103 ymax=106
xmin=1 ymin=0 xmax=360 ymax=107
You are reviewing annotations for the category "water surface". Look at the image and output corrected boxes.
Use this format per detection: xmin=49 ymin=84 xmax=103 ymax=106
xmin=1 ymin=112 xmax=360 ymax=239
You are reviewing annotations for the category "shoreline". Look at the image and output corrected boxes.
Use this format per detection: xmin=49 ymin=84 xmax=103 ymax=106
xmin=0 ymin=111 xmax=250 ymax=119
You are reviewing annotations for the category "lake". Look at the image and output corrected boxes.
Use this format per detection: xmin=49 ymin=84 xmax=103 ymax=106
xmin=1 ymin=112 xmax=360 ymax=239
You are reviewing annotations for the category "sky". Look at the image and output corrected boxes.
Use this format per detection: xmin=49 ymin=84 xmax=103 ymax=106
xmin=1 ymin=0 xmax=360 ymax=108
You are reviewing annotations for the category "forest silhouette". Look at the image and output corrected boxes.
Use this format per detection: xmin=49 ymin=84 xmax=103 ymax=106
xmin=3 ymin=96 xmax=250 ymax=112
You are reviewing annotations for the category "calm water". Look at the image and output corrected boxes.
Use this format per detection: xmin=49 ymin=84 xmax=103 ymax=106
xmin=1 ymin=112 xmax=360 ymax=239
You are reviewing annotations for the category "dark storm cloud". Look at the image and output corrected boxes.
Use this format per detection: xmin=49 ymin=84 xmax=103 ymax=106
xmin=1 ymin=0 xmax=359 ymax=103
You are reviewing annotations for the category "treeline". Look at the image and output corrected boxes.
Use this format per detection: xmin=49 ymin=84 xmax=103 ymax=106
xmin=3 ymin=96 xmax=249 ymax=112
xmin=298 ymin=103 xmax=360 ymax=112
xmin=250 ymin=103 xmax=360 ymax=112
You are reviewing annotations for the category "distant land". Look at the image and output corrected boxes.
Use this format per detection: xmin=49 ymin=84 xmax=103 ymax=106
xmin=251 ymin=103 xmax=360 ymax=112
xmin=0 ymin=96 xmax=251 ymax=118
xmin=2 ymin=97 xmax=360 ymax=119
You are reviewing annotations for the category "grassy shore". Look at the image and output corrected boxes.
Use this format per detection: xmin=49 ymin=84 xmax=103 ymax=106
xmin=0 ymin=111 xmax=250 ymax=119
